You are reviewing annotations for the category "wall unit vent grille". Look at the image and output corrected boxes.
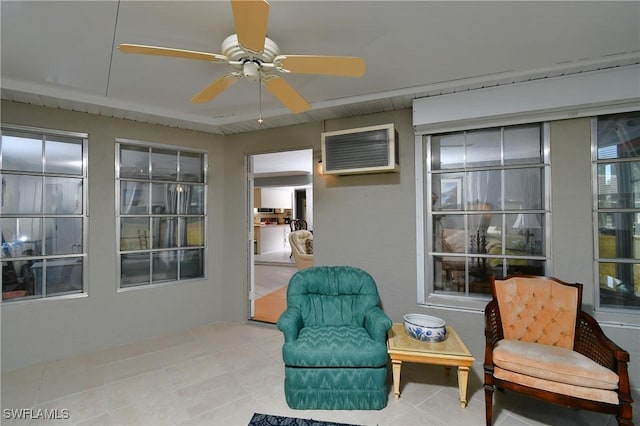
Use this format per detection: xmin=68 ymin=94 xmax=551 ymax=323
xmin=321 ymin=123 xmax=399 ymax=175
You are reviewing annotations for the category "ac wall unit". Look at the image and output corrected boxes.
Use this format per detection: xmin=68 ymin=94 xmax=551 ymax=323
xmin=321 ymin=123 xmax=399 ymax=175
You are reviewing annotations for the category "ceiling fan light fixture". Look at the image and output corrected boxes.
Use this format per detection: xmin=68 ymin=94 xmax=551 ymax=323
xmin=243 ymin=61 xmax=261 ymax=81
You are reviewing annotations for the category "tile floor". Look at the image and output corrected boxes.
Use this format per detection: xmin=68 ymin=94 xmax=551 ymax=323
xmin=252 ymin=252 xmax=296 ymax=323
xmin=253 ymin=264 xmax=296 ymax=298
xmin=1 ymin=322 xmax=637 ymax=426
xmin=254 ymin=248 xmax=295 ymax=266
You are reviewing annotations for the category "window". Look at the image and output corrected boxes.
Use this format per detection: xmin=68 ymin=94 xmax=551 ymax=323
xmin=425 ymin=123 xmax=549 ymax=299
xmin=594 ymin=111 xmax=640 ymax=312
xmin=116 ymin=140 xmax=206 ymax=288
xmin=1 ymin=126 xmax=87 ymax=302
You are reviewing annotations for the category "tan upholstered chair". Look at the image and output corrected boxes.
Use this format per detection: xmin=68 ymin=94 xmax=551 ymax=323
xmin=289 ymin=230 xmax=313 ymax=270
xmin=288 ymin=219 xmax=308 ymax=258
xmin=484 ymin=275 xmax=633 ymax=425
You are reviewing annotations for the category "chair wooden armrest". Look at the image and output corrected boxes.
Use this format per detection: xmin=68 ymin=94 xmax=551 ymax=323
xmin=483 ymin=300 xmax=503 ymax=379
xmin=575 ymin=311 xmax=632 ymax=405
xmin=484 ymin=300 xmax=503 ymax=348
xmin=575 ymin=311 xmax=630 ymax=368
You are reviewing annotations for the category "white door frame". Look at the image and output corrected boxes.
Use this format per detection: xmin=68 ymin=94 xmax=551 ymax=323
xmin=246 ymin=148 xmax=314 ymax=321
xmin=247 ymin=155 xmax=256 ymax=318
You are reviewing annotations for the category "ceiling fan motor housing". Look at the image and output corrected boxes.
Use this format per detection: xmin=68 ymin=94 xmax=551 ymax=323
xmin=222 ymin=34 xmax=280 ymax=79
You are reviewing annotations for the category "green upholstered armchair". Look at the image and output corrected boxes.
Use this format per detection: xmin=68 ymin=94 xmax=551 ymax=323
xmin=277 ymin=266 xmax=393 ymax=410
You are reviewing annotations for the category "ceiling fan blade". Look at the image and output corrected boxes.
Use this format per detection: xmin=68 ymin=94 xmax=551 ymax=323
xmin=191 ymin=74 xmax=241 ymax=103
xmin=118 ymin=44 xmax=227 ymax=62
xmin=274 ymin=55 xmax=366 ymax=77
xmin=231 ymin=0 xmax=269 ymax=52
xmin=264 ymin=77 xmax=310 ymax=113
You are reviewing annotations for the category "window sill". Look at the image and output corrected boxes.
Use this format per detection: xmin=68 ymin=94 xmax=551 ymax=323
xmin=1 ymin=292 xmax=88 ymax=305
xmin=422 ymin=293 xmax=490 ymax=313
xmin=592 ymin=310 xmax=640 ymax=330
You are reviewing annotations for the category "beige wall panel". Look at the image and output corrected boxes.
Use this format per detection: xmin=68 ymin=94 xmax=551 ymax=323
xmin=1 ymin=101 xmax=225 ymax=371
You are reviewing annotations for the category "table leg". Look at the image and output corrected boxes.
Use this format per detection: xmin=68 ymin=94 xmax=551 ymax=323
xmin=392 ymin=359 xmax=402 ymax=400
xmin=457 ymin=366 xmax=470 ymax=408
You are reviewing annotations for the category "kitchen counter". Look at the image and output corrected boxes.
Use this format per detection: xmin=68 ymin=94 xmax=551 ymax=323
xmin=253 ymin=224 xmax=290 ymax=254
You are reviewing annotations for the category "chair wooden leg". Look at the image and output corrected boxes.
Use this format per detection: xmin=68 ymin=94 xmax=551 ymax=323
xmin=617 ymin=406 xmax=634 ymax=426
xmin=617 ymin=416 xmax=633 ymax=426
xmin=484 ymin=383 xmax=494 ymax=426
xmin=617 ymin=389 xmax=634 ymax=425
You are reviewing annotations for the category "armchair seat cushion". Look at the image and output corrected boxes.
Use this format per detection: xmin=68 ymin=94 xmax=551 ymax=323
xmin=283 ymin=325 xmax=389 ymax=368
xmin=494 ymin=368 xmax=619 ymax=405
xmin=493 ymin=339 xmax=618 ymax=390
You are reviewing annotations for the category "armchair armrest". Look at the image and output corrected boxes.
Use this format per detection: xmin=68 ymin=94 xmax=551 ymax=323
xmin=364 ymin=307 xmax=392 ymax=343
xmin=484 ymin=300 xmax=503 ymax=348
xmin=575 ymin=311 xmax=630 ymax=368
xmin=575 ymin=311 xmax=632 ymax=403
xmin=277 ymin=307 xmax=303 ymax=342
xmin=484 ymin=299 xmax=504 ymax=372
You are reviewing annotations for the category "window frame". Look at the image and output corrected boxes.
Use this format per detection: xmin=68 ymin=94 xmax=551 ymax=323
xmin=1 ymin=124 xmax=89 ymax=303
xmin=115 ymin=138 xmax=208 ymax=290
xmin=592 ymin=113 xmax=640 ymax=315
xmin=419 ymin=122 xmax=551 ymax=310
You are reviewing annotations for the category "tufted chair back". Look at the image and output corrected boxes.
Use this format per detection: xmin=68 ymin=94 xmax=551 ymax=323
xmin=493 ymin=276 xmax=581 ymax=349
xmin=286 ymin=266 xmax=381 ymax=328
xmin=290 ymin=230 xmax=313 ymax=255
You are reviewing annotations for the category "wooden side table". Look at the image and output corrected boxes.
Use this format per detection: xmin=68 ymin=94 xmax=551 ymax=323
xmin=387 ymin=323 xmax=475 ymax=408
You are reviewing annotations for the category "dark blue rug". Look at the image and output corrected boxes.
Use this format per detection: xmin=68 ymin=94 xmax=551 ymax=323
xmin=248 ymin=412 xmax=360 ymax=426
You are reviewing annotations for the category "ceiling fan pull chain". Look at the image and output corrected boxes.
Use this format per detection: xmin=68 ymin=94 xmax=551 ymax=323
xmin=257 ymin=79 xmax=264 ymax=125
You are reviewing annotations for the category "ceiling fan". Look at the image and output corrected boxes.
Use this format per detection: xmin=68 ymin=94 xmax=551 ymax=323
xmin=118 ymin=0 xmax=366 ymax=118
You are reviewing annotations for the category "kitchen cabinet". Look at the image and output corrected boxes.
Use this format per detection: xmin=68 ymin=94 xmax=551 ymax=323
xmin=255 ymin=188 xmax=292 ymax=208
xmin=254 ymin=224 xmax=288 ymax=254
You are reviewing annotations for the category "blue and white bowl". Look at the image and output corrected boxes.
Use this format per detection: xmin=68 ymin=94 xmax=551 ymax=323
xmin=403 ymin=314 xmax=447 ymax=342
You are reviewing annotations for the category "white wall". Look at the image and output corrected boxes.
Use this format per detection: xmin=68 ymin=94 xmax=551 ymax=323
xmin=305 ymin=187 xmax=313 ymax=230
xmin=549 ymin=118 xmax=595 ymax=293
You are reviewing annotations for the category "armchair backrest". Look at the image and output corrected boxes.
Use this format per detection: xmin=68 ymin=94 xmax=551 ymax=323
xmin=286 ymin=266 xmax=381 ymax=327
xmin=290 ymin=230 xmax=313 ymax=256
xmin=492 ymin=275 xmax=582 ymax=349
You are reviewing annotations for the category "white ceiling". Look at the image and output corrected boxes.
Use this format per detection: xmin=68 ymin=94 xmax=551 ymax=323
xmin=2 ymin=1 xmax=639 ymax=135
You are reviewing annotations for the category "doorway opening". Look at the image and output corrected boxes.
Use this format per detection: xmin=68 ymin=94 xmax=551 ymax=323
xmin=295 ymin=189 xmax=307 ymax=221
xmin=248 ymin=149 xmax=313 ymax=323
